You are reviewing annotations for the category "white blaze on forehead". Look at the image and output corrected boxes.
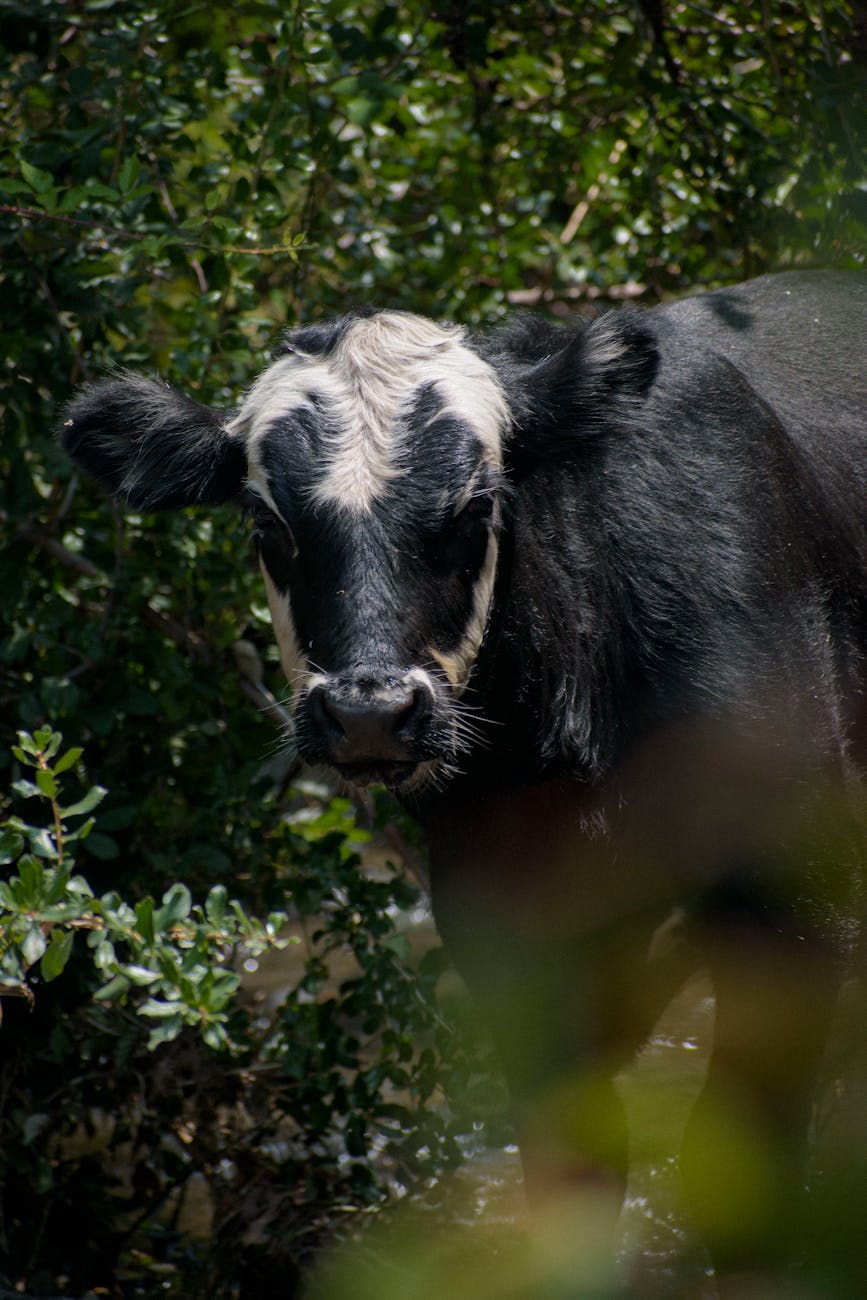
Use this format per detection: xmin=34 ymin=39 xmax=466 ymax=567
xmin=228 ymin=312 xmax=509 ymax=514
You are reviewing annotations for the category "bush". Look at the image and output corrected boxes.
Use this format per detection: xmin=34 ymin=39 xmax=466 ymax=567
xmin=1 ymin=2 xmax=863 ymax=1295
xmin=1 ymin=727 xmax=500 ymax=1296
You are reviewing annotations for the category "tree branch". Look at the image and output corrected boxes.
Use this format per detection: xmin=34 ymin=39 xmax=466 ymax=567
xmin=3 ymin=509 xmax=289 ymax=728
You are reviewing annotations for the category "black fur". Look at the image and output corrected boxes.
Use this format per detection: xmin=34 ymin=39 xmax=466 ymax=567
xmin=60 ymin=373 xmax=245 ymax=510
xmin=277 ymin=306 xmax=381 ymax=358
xmin=482 ymin=306 xmax=660 ymax=468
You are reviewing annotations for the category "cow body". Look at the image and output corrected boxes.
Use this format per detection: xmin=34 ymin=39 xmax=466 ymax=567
xmin=62 ymin=271 xmax=867 ymax=1282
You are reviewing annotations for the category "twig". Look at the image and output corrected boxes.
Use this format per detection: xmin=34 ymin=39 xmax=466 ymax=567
xmin=36 ymin=752 xmax=66 ymax=868
xmin=5 ymin=513 xmax=297 ymax=782
xmin=157 ymin=179 xmax=208 ymax=294
xmin=238 ymin=677 xmax=293 ymax=732
xmin=3 ymin=510 xmax=212 ymax=666
xmin=1 ymin=512 xmax=101 ymax=579
xmin=0 ymin=206 xmax=300 ymax=256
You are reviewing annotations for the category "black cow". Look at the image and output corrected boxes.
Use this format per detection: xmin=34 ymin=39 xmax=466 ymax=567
xmin=62 ymin=271 xmax=867 ymax=1286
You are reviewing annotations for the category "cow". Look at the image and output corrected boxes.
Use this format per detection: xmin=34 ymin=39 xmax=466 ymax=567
xmin=61 ymin=271 xmax=867 ymax=1288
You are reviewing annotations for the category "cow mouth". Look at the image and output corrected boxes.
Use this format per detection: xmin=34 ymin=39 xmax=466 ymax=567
xmin=333 ymin=759 xmax=422 ymax=789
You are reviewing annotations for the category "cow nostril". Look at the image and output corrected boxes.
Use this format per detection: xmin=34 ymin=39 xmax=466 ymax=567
xmin=307 ymin=686 xmax=347 ymax=742
xmin=394 ymin=684 xmax=432 ymax=736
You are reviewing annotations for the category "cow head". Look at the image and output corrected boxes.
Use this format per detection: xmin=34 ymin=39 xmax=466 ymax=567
xmin=61 ymin=307 xmax=657 ymax=790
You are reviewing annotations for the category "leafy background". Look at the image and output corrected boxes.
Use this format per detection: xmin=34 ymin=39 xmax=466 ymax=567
xmin=1 ymin=1 xmax=864 ymax=1297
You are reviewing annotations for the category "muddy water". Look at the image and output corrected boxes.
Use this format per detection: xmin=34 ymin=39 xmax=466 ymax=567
xmin=619 ymin=975 xmax=715 ymax=1294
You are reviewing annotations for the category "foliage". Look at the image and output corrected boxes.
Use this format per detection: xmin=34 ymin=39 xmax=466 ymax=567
xmin=0 ymin=0 xmax=863 ymax=1296
xmin=0 ymin=729 xmax=498 ymax=1297
xmin=1 ymin=727 xmax=290 ymax=1052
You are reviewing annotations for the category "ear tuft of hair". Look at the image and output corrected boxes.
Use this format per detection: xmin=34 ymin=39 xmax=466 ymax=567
xmin=483 ymin=308 xmax=659 ymax=464
xmin=59 ymin=373 xmax=245 ymax=510
xmin=581 ymin=308 xmax=660 ymax=400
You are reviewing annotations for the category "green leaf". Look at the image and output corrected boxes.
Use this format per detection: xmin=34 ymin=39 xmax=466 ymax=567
xmin=117 ymin=154 xmax=140 ymax=193
xmin=15 ymin=733 xmax=40 ymax=757
xmin=147 ymin=1015 xmax=184 ymax=1050
xmin=205 ymin=884 xmax=228 ymax=926
xmin=206 ymin=969 xmax=240 ymax=1003
xmin=0 ymin=828 xmax=25 ymax=864
xmin=39 ymin=902 xmax=92 ymax=923
xmin=32 ymin=187 xmax=60 ymax=212
xmin=65 ymin=816 xmax=96 ymax=844
xmin=135 ymin=897 xmax=155 ymax=944
xmin=81 ymin=831 xmax=118 ymax=860
xmin=12 ymin=779 xmax=40 ymax=799
xmin=0 ymin=178 xmax=35 ymax=195
xmin=380 ymin=933 xmax=411 ymax=960
xmin=53 ymin=747 xmax=83 ymax=776
xmin=43 ymin=862 xmax=72 ymax=904
xmin=41 ymin=929 xmax=74 ymax=982
xmin=20 ymin=160 xmax=54 ymax=192
xmin=84 ymin=181 xmax=120 ymax=201
xmin=21 ymin=923 xmax=47 ymax=966
xmin=36 ymin=769 xmax=58 ymax=799
xmin=59 ymin=186 xmax=92 ymax=212
xmin=139 ymin=998 xmax=184 ymax=1018
xmin=28 ymin=828 xmax=59 ymax=859
xmin=58 ymin=785 xmax=107 ymax=819
xmin=18 ymin=855 xmax=46 ymax=900
xmin=123 ymin=964 xmax=161 ymax=986
xmin=92 ymin=937 xmax=118 ymax=971
xmin=154 ymin=883 xmax=192 ymax=931
xmin=202 ymin=1023 xmax=228 ymax=1051
xmin=93 ymin=972 xmax=131 ymax=1001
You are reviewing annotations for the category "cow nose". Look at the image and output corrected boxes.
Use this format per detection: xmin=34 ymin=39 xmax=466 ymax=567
xmin=309 ymin=681 xmax=431 ymax=763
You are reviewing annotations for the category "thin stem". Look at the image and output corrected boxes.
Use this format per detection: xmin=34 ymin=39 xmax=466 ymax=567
xmin=36 ymin=751 xmax=66 ymax=868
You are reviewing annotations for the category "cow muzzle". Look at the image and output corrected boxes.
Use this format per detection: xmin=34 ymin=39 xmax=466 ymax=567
xmin=298 ymin=672 xmax=436 ymax=787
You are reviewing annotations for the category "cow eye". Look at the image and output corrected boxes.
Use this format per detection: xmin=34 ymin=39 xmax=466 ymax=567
xmin=455 ymin=493 xmax=495 ymax=527
xmin=247 ymin=497 xmax=277 ymax=534
xmin=252 ymin=501 xmax=275 ymax=530
xmin=245 ymin=495 xmax=298 ymax=557
xmin=427 ymin=493 xmax=494 ymax=574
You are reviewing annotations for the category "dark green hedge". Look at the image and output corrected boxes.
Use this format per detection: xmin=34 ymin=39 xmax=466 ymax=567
xmin=1 ymin=2 xmax=863 ymax=1296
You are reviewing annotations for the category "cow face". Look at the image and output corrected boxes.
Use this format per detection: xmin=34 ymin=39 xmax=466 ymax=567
xmin=62 ymin=311 xmax=511 ymax=790
xmin=227 ymin=312 xmax=509 ymax=787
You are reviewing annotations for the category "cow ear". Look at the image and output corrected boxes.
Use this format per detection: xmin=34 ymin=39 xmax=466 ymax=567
xmin=59 ymin=373 xmax=246 ymax=510
xmin=500 ymin=309 xmax=659 ymax=463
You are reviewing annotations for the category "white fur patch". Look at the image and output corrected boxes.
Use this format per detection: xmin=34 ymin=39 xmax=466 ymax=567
xmin=430 ymin=526 xmax=500 ymax=690
xmin=228 ymin=312 xmax=509 ymax=514
xmin=260 ymin=563 xmax=307 ymax=693
xmin=585 ymin=313 xmax=631 ymax=367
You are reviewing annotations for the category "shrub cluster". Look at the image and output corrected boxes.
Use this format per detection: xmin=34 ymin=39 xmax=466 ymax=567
xmin=1 ymin=2 xmax=862 ymax=1295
